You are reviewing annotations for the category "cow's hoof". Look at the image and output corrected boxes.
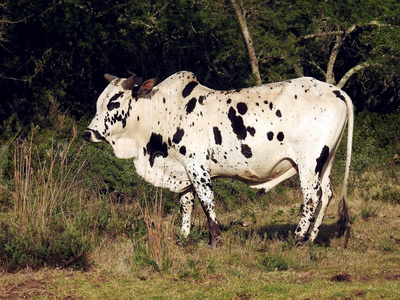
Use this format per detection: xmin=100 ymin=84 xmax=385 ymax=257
xmin=208 ymin=236 xmax=222 ymax=248
xmin=295 ymin=235 xmax=308 ymax=247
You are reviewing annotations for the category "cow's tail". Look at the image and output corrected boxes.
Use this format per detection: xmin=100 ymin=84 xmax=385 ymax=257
xmin=336 ymin=93 xmax=354 ymax=238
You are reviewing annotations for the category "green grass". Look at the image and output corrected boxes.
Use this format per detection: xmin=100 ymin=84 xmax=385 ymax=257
xmin=0 ymin=111 xmax=399 ymax=298
xmin=1 ymin=198 xmax=400 ymax=299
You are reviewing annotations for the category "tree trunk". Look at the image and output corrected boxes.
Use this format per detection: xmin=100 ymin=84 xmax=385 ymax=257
xmin=325 ymin=35 xmax=342 ymax=85
xmin=229 ymin=0 xmax=262 ymax=85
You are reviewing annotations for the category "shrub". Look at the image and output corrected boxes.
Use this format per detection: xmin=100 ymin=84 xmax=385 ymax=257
xmin=360 ymin=204 xmax=379 ymax=221
xmin=0 ymin=220 xmax=92 ymax=271
xmin=258 ymin=253 xmax=289 ymax=272
xmin=0 ymin=127 xmax=136 ymax=271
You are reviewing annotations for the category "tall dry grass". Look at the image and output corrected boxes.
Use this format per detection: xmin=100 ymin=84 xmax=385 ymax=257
xmin=134 ymin=189 xmax=176 ymax=274
xmin=0 ymin=125 xmax=135 ymax=271
xmin=141 ymin=191 xmax=164 ymax=269
xmin=12 ymin=126 xmax=86 ymax=232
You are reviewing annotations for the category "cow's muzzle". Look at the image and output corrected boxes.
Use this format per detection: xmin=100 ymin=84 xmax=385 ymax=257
xmin=83 ymin=129 xmax=104 ymax=143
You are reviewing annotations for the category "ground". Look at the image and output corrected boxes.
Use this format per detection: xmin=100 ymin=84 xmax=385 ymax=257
xmin=1 ymin=196 xmax=399 ymax=299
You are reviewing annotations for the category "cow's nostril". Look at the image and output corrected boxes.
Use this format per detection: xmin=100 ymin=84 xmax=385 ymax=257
xmin=83 ymin=130 xmax=92 ymax=141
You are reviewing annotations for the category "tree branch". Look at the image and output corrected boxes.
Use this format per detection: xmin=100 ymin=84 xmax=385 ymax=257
xmin=336 ymin=62 xmax=372 ymax=88
xmin=302 ymin=21 xmax=392 ymax=40
xmin=293 ymin=64 xmax=304 ymax=77
xmin=301 ymin=20 xmax=391 ymax=85
xmin=229 ymin=0 xmax=262 ymax=85
xmin=308 ymin=61 xmax=326 ymax=78
xmin=303 ymin=31 xmax=344 ymax=39
xmin=0 ymin=48 xmax=52 ymax=82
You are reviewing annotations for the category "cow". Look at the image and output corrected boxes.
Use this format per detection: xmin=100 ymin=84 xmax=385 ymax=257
xmin=84 ymin=71 xmax=353 ymax=247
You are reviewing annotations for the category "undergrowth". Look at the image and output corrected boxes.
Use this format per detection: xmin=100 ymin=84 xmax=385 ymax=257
xmin=0 ymin=126 xmax=137 ymax=271
xmin=0 ymin=110 xmax=399 ymax=272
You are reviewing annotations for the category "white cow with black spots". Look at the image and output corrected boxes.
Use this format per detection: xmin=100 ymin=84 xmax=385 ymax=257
xmin=84 ymin=71 xmax=353 ymax=247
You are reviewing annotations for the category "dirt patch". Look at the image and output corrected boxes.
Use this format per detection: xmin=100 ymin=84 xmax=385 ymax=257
xmin=384 ymin=273 xmax=400 ymax=281
xmin=1 ymin=278 xmax=50 ymax=300
xmin=354 ymin=289 xmax=367 ymax=297
xmin=330 ymin=273 xmax=352 ymax=282
xmin=236 ymin=292 xmax=252 ymax=300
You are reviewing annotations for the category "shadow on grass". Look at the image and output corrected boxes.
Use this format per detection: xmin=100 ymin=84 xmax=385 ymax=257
xmin=222 ymin=222 xmax=337 ymax=247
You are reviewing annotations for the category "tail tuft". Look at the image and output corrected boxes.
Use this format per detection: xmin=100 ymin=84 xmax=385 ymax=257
xmin=336 ymin=196 xmax=349 ymax=237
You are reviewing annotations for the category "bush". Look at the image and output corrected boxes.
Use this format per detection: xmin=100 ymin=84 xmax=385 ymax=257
xmin=258 ymin=253 xmax=289 ymax=272
xmin=0 ymin=220 xmax=92 ymax=271
xmin=347 ymin=112 xmax=400 ymax=175
xmin=0 ymin=125 xmax=139 ymax=271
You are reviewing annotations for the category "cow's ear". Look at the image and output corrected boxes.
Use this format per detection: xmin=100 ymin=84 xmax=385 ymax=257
xmin=137 ymin=78 xmax=157 ymax=97
xmin=122 ymin=74 xmax=143 ymax=90
xmin=104 ymin=74 xmax=118 ymax=82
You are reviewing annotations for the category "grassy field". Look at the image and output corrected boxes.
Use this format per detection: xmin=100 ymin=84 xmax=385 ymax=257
xmin=1 ymin=193 xmax=399 ymax=300
xmin=0 ymin=112 xmax=399 ymax=299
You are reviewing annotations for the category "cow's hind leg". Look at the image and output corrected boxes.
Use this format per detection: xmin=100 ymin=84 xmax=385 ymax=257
xmin=296 ymin=169 xmax=322 ymax=245
xmin=309 ymin=177 xmax=333 ymax=242
xmin=309 ymin=161 xmax=334 ymax=242
xmin=186 ymin=163 xmax=221 ymax=247
xmin=296 ymin=144 xmax=334 ymax=244
xmin=179 ymin=190 xmax=195 ymax=238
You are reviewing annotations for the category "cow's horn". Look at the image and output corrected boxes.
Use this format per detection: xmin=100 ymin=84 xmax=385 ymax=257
xmin=104 ymin=74 xmax=118 ymax=82
xmin=122 ymin=74 xmax=143 ymax=90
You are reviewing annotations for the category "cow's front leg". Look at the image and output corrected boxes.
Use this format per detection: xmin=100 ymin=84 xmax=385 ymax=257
xmin=186 ymin=163 xmax=221 ymax=247
xmin=179 ymin=190 xmax=195 ymax=238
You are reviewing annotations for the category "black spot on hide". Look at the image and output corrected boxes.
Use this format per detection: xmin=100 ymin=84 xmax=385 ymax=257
xmin=315 ymin=145 xmax=330 ymax=177
xmin=237 ymin=102 xmax=248 ymax=115
xmin=247 ymin=126 xmax=256 ymax=136
xmin=179 ymin=146 xmax=187 ymax=155
xmin=172 ymin=127 xmax=185 ymax=144
xmin=333 ymin=90 xmax=346 ymax=102
xmin=107 ymin=92 xmax=123 ymax=111
xmin=267 ymin=131 xmax=274 ymax=141
xmin=185 ymin=97 xmax=197 ymax=114
xmin=277 ymin=132 xmax=285 ymax=142
xmin=145 ymin=133 xmax=169 ymax=167
xmin=241 ymin=144 xmax=253 ymax=158
xmin=228 ymin=107 xmax=247 ymax=140
xmin=213 ymin=127 xmax=222 ymax=145
xmin=182 ymin=81 xmax=198 ymax=98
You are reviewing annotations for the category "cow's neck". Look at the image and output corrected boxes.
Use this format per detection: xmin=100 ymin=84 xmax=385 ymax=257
xmin=127 ymin=92 xmax=176 ymax=185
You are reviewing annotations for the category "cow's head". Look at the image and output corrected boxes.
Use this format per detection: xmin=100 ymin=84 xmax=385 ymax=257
xmin=84 ymin=73 xmax=156 ymax=158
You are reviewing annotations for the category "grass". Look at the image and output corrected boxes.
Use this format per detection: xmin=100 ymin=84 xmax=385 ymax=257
xmin=1 ymin=195 xmax=400 ymax=299
xmin=0 ymin=111 xmax=399 ymax=298
xmin=0 ymin=127 xmax=134 ymax=271
xmin=2 ymin=269 xmax=400 ymax=299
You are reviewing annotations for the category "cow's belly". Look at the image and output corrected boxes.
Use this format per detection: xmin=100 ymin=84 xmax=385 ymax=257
xmin=211 ymin=148 xmax=295 ymax=183
xmin=240 ymin=158 xmax=294 ymax=182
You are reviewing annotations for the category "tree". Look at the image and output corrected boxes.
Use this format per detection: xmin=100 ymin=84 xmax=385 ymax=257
xmin=229 ymin=0 xmax=262 ymax=85
xmin=1 ymin=0 xmax=399 ymax=135
xmin=289 ymin=0 xmax=400 ymax=111
xmin=235 ymin=0 xmax=400 ymax=111
xmin=0 ymin=2 xmax=10 ymax=45
xmin=299 ymin=1 xmax=400 ymax=90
